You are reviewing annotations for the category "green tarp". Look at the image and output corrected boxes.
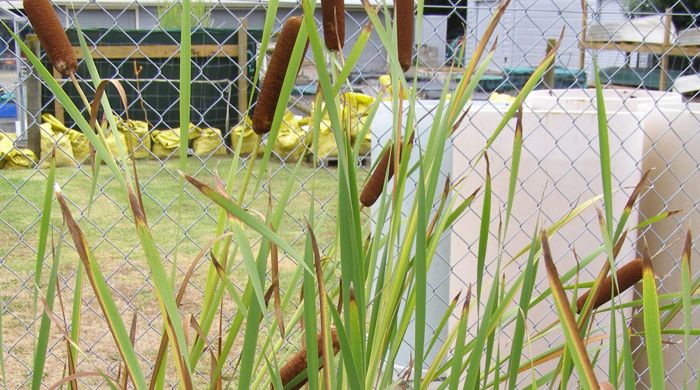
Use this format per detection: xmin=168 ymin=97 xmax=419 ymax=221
xmin=503 ymin=66 xmax=587 ymax=90
xmin=599 ymin=66 xmax=683 ymax=90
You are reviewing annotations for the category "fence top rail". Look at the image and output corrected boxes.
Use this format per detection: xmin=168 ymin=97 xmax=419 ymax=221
xmin=70 ymin=44 xmax=240 ymax=59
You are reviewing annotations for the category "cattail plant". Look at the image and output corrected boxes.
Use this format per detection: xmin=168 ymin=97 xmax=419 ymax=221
xmin=360 ymin=143 xmax=394 ymax=207
xmin=23 ymin=0 xmax=77 ymax=76
xmin=396 ymin=0 xmax=414 ymax=72
xmin=360 ymin=140 xmax=406 ymax=207
xmin=278 ymin=328 xmax=340 ymax=390
xmin=252 ymin=16 xmax=307 ymax=135
xmin=321 ymin=0 xmax=345 ymax=51
xmin=576 ymin=258 xmax=644 ymax=313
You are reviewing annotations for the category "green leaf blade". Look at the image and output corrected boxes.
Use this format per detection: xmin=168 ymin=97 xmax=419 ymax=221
xmin=642 ymin=248 xmax=664 ymax=390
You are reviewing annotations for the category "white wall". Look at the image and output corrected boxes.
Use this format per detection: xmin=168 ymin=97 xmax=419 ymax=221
xmin=465 ymin=0 xmax=636 ymax=85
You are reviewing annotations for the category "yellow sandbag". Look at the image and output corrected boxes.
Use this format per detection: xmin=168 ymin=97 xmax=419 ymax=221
xmin=104 ymin=130 xmax=128 ymax=159
xmin=297 ymin=116 xmax=311 ymax=127
xmin=187 ymin=125 xmax=202 ymax=140
xmin=274 ymin=112 xmax=307 ymax=162
xmin=314 ymin=119 xmax=338 ymax=159
xmin=40 ymin=123 xmax=75 ymax=167
xmin=308 ymin=119 xmax=370 ymax=160
xmin=151 ymin=129 xmax=180 ymax=159
xmin=0 ymin=132 xmax=12 ymax=152
xmin=489 ymin=92 xmax=515 ymax=104
xmin=230 ymin=116 xmax=261 ymax=156
xmin=118 ymin=119 xmax=152 ymax=159
xmin=342 ymin=92 xmax=373 ymax=116
xmin=0 ymin=133 xmax=36 ymax=169
xmin=303 ymin=113 xmax=339 ymax=160
xmin=348 ymin=112 xmax=371 ymax=152
xmin=193 ymin=128 xmax=226 ymax=156
xmin=41 ymin=114 xmax=91 ymax=162
xmin=4 ymin=148 xmax=37 ymax=169
xmin=0 ymin=132 xmax=13 ymax=169
xmin=378 ymin=75 xmax=406 ymax=99
xmin=378 ymin=74 xmax=391 ymax=90
xmin=347 ymin=113 xmax=369 ymax=140
xmin=41 ymin=113 xmax=71 ymax=133
xmin=341 ymin=92 xmax=374 ymax=138
xmin=67 ymin=130 xmax=90 ymax=162
xmin=357 ymin=131 xmax=371 ymax=157
xmin=150 ymin=124 xmax=199 ymax=159
xmin=304 ymin=93 xmax=374 ymax=161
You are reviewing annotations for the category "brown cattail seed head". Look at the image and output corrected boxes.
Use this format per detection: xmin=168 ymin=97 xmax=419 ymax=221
xmin=576 ymin=259 xmax=644 ymax=313
xmin=278 ymin=328 xmax=340 ymax=390
xmin=361 ymin=140 xmax=408 ymax=207
xmin=253 ymin=16 xmax=306 ymax=135
xmin=360 ymin=133 xmax=413 ymax=208
xmin=23 ymin=0 xmax=77 ymax=76
xmin=396 ymin=0 xmax=414 ymax=72
xmin=322 ymin=0 xmax=345 ymax=51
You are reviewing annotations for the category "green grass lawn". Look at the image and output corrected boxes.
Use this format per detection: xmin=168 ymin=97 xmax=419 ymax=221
xmin=0 ymin=156 xmax=366 ymax=387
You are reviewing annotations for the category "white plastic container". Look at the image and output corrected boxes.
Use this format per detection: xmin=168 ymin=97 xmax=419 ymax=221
xmin=633 ymin=103 xmax=700 ymax=389
xmin=450 ymin=99 xmax=644 ymax=291
xmin=370 ymin=92 xmax=677 ymax=383
xmin=448 ymin=99 xmax=646 ymax=382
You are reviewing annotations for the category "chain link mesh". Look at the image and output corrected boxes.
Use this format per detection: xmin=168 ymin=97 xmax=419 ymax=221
xmin=0 ymin=0 xmax=698 ymax=388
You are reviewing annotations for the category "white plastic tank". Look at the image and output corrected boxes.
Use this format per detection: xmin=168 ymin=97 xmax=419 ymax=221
xmin=370 ymin=91 xmax=685 ymax=384
xmin=633 ymin=102 xmax=700 ymax=389
xmin=449 ymin=94 xmax=649 ymax=384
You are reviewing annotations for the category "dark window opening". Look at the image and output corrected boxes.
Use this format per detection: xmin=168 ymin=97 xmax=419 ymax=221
xmin=424 ymin=0 xmax=468 ymax=42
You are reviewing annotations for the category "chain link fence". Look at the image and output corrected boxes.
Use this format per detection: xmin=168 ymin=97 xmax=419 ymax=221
xmin=0 ymin=0 xmax=698 ymax=388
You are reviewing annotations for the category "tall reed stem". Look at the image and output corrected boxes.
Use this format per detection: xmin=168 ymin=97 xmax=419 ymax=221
xmin=69 ymin=73 xmax=91 ymax=114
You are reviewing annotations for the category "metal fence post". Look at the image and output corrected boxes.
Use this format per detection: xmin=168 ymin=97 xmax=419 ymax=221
xmin=238 ymin=19 xmax=249 ymax=117
xmin=25 ymin=34 xmax=41 ymax=159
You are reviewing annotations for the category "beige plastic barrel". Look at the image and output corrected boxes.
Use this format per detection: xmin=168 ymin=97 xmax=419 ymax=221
xmin=633 ymin=102 xmax=700 ymax=389
xmin=450 ymin=99 xmax=644 ymax=384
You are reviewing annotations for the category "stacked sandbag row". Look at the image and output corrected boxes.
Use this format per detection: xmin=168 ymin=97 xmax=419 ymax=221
xmin=231 ymin=92 xmax=374 ymax=162
xmin=8 ymin=93 xmax=375 ymax=170
xmin=27 ymin=114 xmax=229 ymax=169
xmin=106 ymin=119 xmax=227 ymax=160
